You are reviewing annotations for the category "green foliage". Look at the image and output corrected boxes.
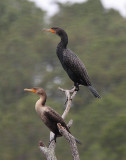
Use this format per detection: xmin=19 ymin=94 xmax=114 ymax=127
xmin=101 ymin=116 xmax=126 ymax=160
xmin=0 ymin=0 xmax=126 ymax=159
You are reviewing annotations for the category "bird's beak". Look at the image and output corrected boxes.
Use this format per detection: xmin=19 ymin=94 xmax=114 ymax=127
xmin=24 ymin=88 xmax=37 ymax=93
xmin=43 ymin=28 xmax=56 ymax=33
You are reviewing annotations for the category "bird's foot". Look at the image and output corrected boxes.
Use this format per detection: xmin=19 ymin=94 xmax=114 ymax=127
xmin=48 ymin=140 xmax=52 ymax=147
xmin=69 ymin=86 xmax=77 ymax=93
xmin=48 ymin=136 xmax=56 ymax=147
xmin=75 ymin=87 xmax=79 ymax=91
xmin=74 ymin=85 xmax=79 ymax=92
xmin=74 ymin=84 xmax=79 ymax=91
xmin=48 ymin=139 xmax=55 ymax=147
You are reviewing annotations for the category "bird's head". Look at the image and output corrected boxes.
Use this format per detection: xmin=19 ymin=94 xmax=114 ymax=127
xmin=43 ymin=27 xmax=65 ymax=37
xmin=24 ymin=87 xmax=46 ymax=97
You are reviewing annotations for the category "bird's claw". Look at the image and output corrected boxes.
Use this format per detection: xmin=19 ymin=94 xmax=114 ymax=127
xmin=48 ymin=137 xmax=56 ymax=147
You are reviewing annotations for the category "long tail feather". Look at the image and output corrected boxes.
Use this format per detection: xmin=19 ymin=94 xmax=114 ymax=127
xmin=75 ymin=137 xmax=82 ymax=144
xmin=88 ymin=86 xmax=101 ymax=98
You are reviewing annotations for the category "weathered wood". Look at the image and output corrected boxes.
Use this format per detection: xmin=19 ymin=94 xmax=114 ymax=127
xmin=58 ymin=87 xmax=77 ymax=119
xmin=57 ymin=123 xmax=80 ymax=160
xmin=39 ymin=87 xmax=79 ymax=160
xmin=39 ymin=140 xmax=57 ymax=160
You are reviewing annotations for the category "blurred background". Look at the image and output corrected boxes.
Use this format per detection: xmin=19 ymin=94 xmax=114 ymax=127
xmin=0 ymin=0 xmax=126 ymax=159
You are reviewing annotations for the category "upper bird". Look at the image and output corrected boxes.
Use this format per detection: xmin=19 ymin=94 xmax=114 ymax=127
xmin=24 ymin=87 xmax=81 ymax=144
xmin=44 ymin=27 xmax=101 ymax=98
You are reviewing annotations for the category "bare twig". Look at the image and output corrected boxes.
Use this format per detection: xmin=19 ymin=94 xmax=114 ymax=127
xmin=58 ymin=87 xmax=77 ymax=119
xmin=67 ymin=119 xmax=73 ymax=129
xmin=57 ymin=123 xmax=80 ymax=160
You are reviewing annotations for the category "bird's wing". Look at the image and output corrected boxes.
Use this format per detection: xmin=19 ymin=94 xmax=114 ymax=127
xmin=63 ymin=49 xmax=91 ymax=85
xmin=44 ymin=107 xmax=70 ymax=132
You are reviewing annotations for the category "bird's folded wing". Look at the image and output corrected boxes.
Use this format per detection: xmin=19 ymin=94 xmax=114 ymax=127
xmin=44 ymin=107 xmax=70 ymax=132
xmin=63 ymin=49 xmax=91 ymax=85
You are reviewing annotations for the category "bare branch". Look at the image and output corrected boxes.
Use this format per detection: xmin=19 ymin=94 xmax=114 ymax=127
xmin=39 ymin=140 xmax=57 ymax=160
xmin=39 ymin=87 xmax=78 ymax=160
xmin=67 ymin=119 xmax=73 ymax=129
xmin=48 ymin=87 xmax=77 ymax=144
xmin=57 ymin=123 xmax=80 ymax=160
xmin=59 ymin=87 xmax=77 ymax=119
xmin=49 ymin=87 xmax=77 ymax=145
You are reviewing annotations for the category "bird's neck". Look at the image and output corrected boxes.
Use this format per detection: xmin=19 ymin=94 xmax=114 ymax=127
xmin=35 ymin=95 xmax=46 ymax=115
xmin=58 ymin=33 xmax=68 ymax=49
xmin=38 ymin=95 xmax=46 ymax=106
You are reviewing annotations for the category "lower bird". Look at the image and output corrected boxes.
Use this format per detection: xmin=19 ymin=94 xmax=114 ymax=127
xmin=24 ymin=87 xmax=81 ymax=144
xmin=44 ymin=27 xmax=101 ymax=98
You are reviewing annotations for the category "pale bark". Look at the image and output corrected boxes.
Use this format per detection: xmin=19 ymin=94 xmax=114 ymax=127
xmin=39 ymin=87 xmax=79 ymax=160
xmin=57 ymin=123 xmax=80 ymax=160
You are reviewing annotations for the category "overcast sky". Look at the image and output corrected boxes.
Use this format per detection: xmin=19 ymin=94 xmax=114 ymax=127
xmin=29 ymin=0 xmax=126 ymax=17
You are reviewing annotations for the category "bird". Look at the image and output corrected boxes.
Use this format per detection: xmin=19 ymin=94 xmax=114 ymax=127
xmin=44 ymin=27 xmax=101 ymax=98
xmin=24 ymin=87 xmax=81 ymax=144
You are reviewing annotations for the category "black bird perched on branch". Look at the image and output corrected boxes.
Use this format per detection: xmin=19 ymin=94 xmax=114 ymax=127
xmin=24 ymin=87 xmax=81 ymax=144
xmin=44 ymin=27 xmax=101 ymax=98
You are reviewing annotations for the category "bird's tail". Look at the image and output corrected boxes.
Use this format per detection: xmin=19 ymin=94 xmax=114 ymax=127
xmin=88 ymin=86 xmax=101 ymax=98
xmin=75 ymin=137 xmax=82 ymax=144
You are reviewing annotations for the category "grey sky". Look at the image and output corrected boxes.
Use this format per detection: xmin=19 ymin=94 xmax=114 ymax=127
xmin=29 ymin=0 xmax=126 ymax=17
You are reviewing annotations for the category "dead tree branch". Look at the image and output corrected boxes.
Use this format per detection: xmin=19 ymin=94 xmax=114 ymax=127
xmin=57 ymin=123 xmax=80 ymax=160
xmin=67 ymin=119 xmax=73 ymax=129
xmin=39 ymin=141 xmax=57 ymax=160
xmin=39 ymin=87 xmax=79 ymax=160
xmin=59 ymin=87 xmax=77 ymax=119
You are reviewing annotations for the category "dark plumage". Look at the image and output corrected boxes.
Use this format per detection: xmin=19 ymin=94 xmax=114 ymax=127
xmin=44 ymin=27 xmax=101 ymax=98
xmin=24 ymin=87 xmax=81 ymax=143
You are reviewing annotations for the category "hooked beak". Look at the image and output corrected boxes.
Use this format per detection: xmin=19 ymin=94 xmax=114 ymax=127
xmin=43 ymin=28 xmax=56 ymax=33
xmin=24 ymin=88 xmax=37 ymax=93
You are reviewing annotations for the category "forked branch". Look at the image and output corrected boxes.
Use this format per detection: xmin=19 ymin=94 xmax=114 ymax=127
xmin=39 ymin=87 xmax=79 ymax=160
xmin=59 ymin=86 xmax=77 ymax=119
